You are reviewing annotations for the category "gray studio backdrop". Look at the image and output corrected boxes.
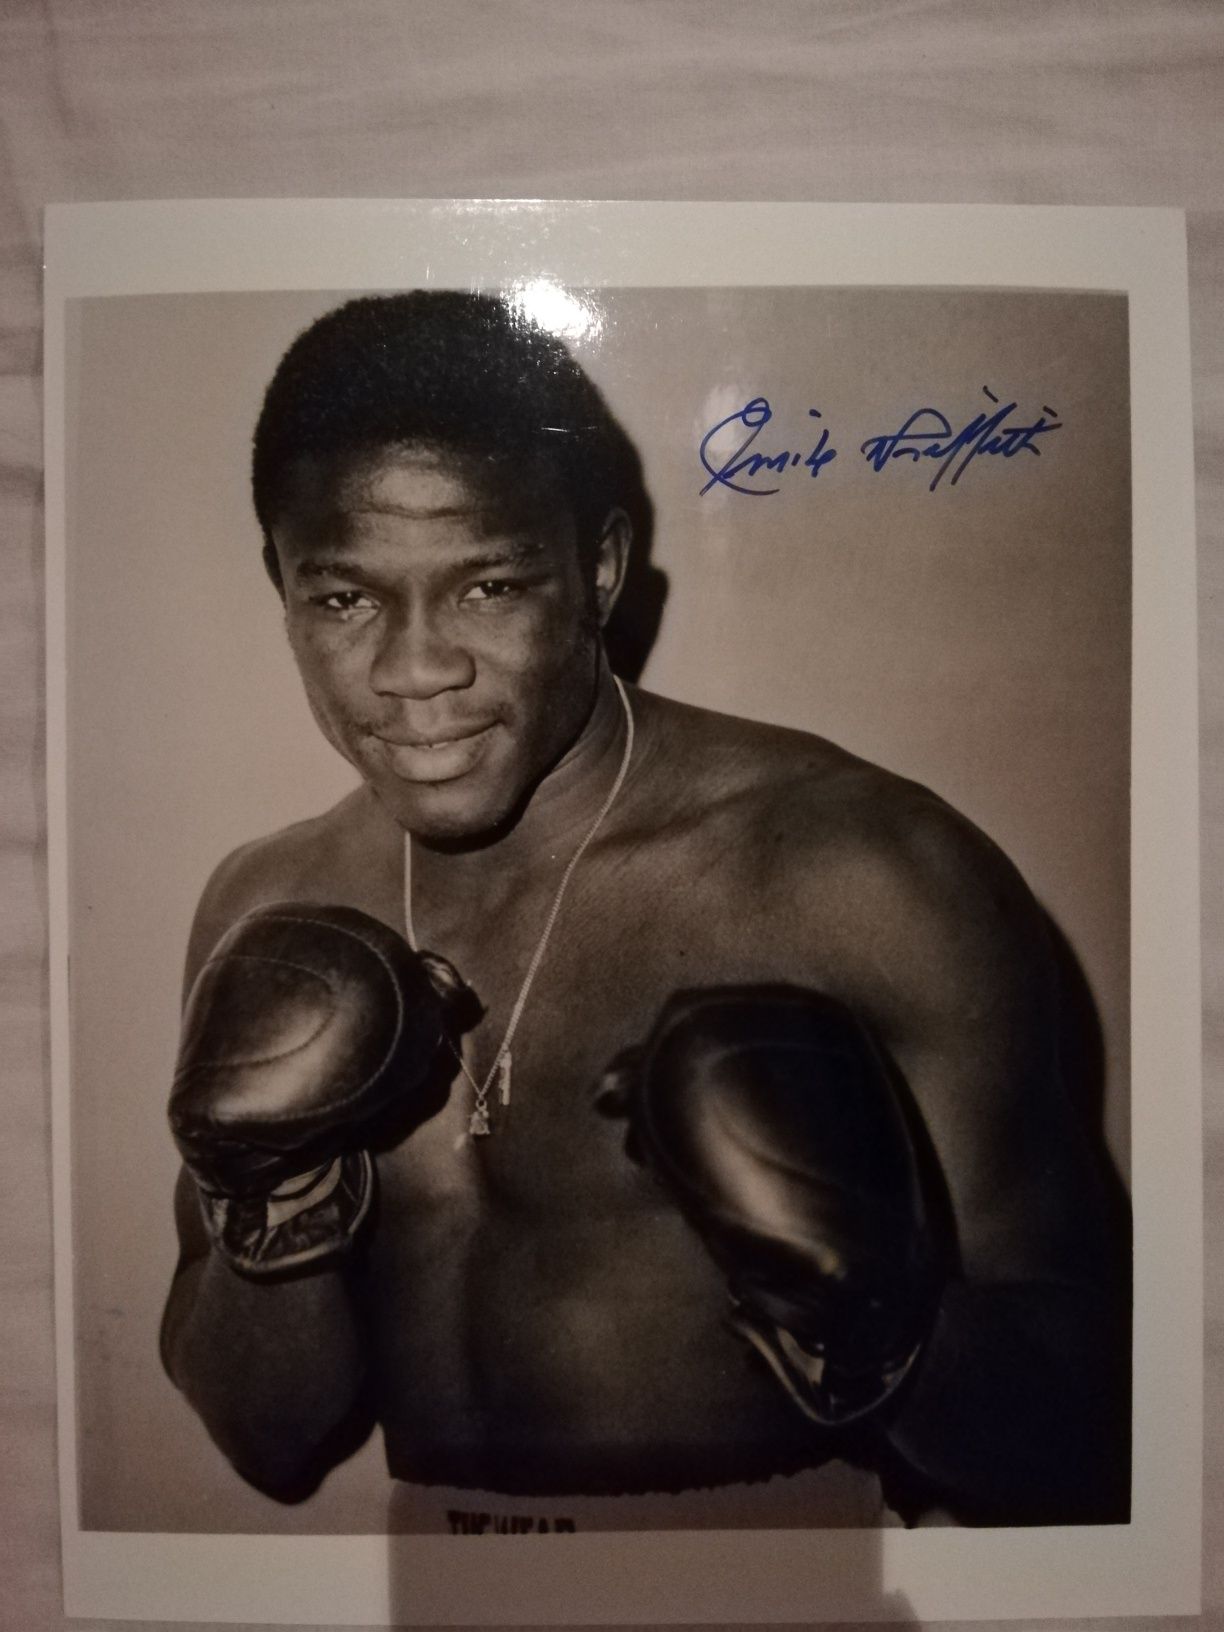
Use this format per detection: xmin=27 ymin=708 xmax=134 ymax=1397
xmin=64 ymin=286 xmax=1130 ymax=1531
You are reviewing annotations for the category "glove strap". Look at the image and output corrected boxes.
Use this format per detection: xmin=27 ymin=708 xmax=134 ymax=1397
xmin=198 ymin=1150 xmax=374 ymax=1278
xmin=730 ymin=1304 xmax=923 ymax=1428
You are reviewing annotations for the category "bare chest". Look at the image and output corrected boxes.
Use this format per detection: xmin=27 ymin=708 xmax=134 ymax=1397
xmin=355 ymin=831 xmax=853 ymax=1486
xmin=385 ymin=838 xmax=812 ymax=1210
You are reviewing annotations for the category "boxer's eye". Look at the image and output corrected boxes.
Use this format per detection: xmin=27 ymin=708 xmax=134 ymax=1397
xmin=460 ymin=579 xmax=524 ymax=604
xmin=314 ymin=590 xmax=377 ymax=619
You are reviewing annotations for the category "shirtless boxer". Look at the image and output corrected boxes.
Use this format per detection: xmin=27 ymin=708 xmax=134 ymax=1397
xmin=160 ymin=292 xmax=1129 ymax=1526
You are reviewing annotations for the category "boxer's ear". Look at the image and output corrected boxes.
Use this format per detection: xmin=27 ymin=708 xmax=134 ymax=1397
xmin=261 ymin=539 xmax=287 ymax=597
xmin=592 ymin=508 xmax=631 ymax=628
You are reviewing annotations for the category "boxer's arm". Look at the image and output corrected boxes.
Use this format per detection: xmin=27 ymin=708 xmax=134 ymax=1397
xmin=812 ymin=800 xmax=1128 ymax=1523
xmin=158 ymin=853 xmax=373 ymax=1500
xmin=160 ymin=1164 xmax=373 ymax=1500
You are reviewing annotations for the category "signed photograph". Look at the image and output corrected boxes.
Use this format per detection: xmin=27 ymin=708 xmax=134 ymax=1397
xmin=45 ymin=200 xmax=1199 ymax=1625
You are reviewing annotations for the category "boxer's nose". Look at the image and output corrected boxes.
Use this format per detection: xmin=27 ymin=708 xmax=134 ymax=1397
xmin=370 ymin=602 xmax=475 ymax=700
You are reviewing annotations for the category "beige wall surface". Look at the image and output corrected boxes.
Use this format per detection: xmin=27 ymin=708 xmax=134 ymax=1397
xmin=3 ymin=1 xmax=1222 ymax=1628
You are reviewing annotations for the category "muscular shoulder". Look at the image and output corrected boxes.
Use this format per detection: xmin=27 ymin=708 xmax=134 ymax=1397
xmin=632 ymin=690 xmax=1051 ymax=1039
xmin=628 ymin=688 xmax=874 ymax=844
xmin=793 ymin=780 xmax=1048 ymax=1031
xmin=761 ymin=770 xmax=1060 ymax=1108
xmin=183 ymin=787 xmax=394 ymax=992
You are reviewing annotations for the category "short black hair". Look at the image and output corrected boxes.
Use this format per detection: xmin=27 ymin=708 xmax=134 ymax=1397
xmin=252 ymin=290 xmax=638 ymax=585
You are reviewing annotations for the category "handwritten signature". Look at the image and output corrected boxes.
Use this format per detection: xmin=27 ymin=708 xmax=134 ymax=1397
xmin=698 ymin=390 xmax=1062 ymax=496
xmin=698 ymin=398 xmax=837 ymax=496
xmin=860 ymin=388 xmax=1062 ymax=491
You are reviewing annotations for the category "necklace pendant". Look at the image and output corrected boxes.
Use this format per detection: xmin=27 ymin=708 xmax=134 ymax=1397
xmin=408 ymin=680 xmax=633 ymax=1158
xmin=468 ymin=1107 xmax=491 ymax=1138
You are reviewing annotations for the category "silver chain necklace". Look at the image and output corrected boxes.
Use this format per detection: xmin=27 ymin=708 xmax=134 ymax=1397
xmin=403 ymin=676 xmax=635 ymax=1137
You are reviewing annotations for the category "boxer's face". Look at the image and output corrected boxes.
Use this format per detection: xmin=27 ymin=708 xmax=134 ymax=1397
xmin=270 ymin=445 xmax=616 ymax=841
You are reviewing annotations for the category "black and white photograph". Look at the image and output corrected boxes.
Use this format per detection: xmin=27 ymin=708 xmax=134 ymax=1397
xmin=44 ymin=200 xmax=1199 ymax=1624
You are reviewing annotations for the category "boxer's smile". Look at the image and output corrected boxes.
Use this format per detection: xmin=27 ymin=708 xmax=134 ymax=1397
xmin=368 ymin=721 xmax=500 ymax=784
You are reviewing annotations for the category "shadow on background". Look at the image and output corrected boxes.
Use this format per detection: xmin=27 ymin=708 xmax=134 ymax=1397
xmin=602 ymin=422 xmax=666 ymax=686
xmin=1042 ymin=907 xmax=1134 ymax=1512
xmin=1043 ymin=909 xmax=1134 ymax=1257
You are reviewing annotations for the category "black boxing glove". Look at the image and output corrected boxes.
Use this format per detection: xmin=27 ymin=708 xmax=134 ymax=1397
xmin=598 ymin=986 xmax=944 ymax=1427
xmin=169 ymin=902 xmax=468 ymax=1278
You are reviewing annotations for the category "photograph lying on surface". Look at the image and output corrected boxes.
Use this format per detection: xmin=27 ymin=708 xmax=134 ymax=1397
xmin=45 ymin=199 xmax=1199 ymax=1624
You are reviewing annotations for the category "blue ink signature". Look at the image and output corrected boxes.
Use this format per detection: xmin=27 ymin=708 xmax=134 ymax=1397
xmin=860 ymin=388 xmax=1062 ymax=491
xmin=699 ymin=397 xmax=837 ymax=496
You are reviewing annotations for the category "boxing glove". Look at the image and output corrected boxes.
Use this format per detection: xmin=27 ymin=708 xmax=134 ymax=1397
xmin=169 ymin=902 xmax=468 ymax=1277
xmin=598 ymin=985 xmax=944 ymax=1426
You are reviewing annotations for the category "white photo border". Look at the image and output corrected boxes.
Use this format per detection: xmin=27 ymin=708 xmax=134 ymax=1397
xmin=44 ymin=199 xmax=1200 ymax=1623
